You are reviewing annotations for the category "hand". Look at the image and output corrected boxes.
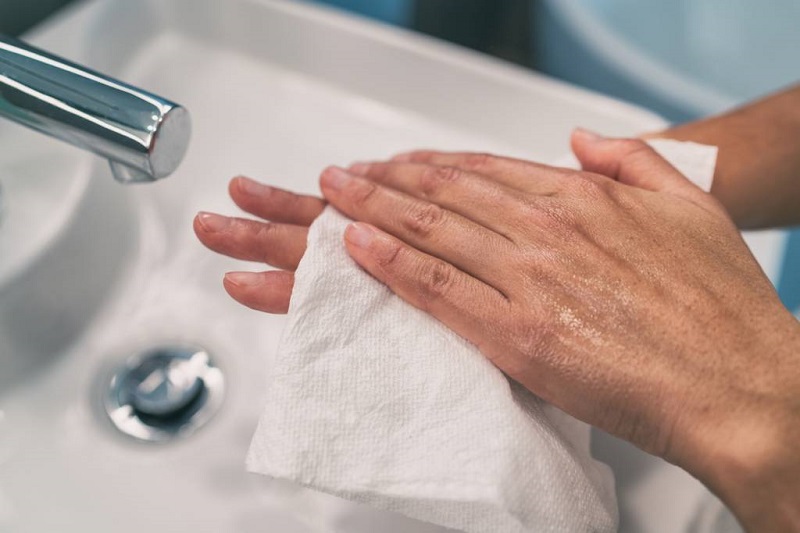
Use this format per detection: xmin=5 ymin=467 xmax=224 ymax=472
xmin=195 ymin=131 xmax=800 ymax=532
xmin=194 ymin=176 xmax=324 ymax=313
xmin=330 ymin=133 xmax=800 ymax=532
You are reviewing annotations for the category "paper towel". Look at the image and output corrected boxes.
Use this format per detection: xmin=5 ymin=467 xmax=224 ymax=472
xmin=247 ymin=140 xmax=718 ymax=533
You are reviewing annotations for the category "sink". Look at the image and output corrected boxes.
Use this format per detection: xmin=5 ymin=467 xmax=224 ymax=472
xmin=0 ymin=0 xmax=780 ymax=531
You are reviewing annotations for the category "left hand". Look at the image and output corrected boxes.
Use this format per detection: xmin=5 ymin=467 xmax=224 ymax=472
xmin=194 ymin=174 xmax=325 ymax=313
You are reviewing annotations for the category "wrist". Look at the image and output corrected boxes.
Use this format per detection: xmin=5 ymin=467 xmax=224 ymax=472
xmin=705 ymin=411 xmax=800 ymax=532
xmin=682 ymin=315 xmax=800 ymax=532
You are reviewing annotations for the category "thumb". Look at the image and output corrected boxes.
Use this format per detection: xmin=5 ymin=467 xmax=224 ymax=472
xmin=571 ymin=128 xmax=699 ymax=196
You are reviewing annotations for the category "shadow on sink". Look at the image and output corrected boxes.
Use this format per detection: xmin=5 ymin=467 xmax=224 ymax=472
xmin=0 ymin=165 xmax=137 ymax=395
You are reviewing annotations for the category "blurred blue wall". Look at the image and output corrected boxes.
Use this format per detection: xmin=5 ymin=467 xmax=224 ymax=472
xmin=310 ymin=0 xmax=414 ymax=25
xmin=780 ymin=233 xmax=800 ymax=312
xmin=532 ymin=0 xmax=800 ymax=312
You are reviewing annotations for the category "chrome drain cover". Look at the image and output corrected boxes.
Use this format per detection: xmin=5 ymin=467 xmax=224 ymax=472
xmin=103 ymin=345 xmax=224 ymax=443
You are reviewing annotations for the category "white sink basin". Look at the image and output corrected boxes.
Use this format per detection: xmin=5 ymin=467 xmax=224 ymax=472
xmin=0 ymin=1 xmax=778 ymax=531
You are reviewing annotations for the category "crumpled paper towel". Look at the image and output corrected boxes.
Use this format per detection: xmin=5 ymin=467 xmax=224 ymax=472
xmin=247 ymin=140 xmax=718 ymax=533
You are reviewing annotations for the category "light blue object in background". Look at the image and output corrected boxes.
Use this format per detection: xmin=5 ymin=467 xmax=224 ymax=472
xmin=309 ymin=0 xmax=414 ymax=26
xmin=533 ymin=0 xmax=800 ymax=312
xmin=782 ymin=232 xmax=800 ymax=312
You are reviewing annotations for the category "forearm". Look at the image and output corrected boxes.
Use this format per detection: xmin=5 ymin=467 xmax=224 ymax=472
xmin=650 ymin=84 xmax=800 ymax=229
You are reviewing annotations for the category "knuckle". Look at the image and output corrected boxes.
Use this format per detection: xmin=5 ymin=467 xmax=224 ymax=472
xmin=619 ymin=139 xmax=658 ymax=166
xmin=416 ymin=260 xmax=455 ymax=308
xmin=419 ymin=165 xmax=461 ymax=196
xmin=615 ymin=140 xmax=661 ymax=182
xmin=461 ymin=152 xmax=494 ymax=171
xmin=618 ymin=138 xmax=651 ymax=155
xmin=571 ymin=174 xmax=610 ymax=197
xmin=562 ymin=173 xmax=620 ymax=206
xmin=254 ymin=221 xmax=276 ymax=241
xmin=373 ymin=238 xmax=403 ymax=269
xmin=349 ymin=180 xmax=379 ymax=209
xmin=253 ymin=223 xmax=283 ymax=262
xmin=402 ymin=202 xmax=445 ymax=238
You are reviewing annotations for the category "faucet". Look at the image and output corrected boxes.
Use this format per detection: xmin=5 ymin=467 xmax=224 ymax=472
xmin=0 ymin=33 xmax=191 ymax=184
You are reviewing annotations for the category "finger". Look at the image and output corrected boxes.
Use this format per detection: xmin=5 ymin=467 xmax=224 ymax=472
xmin=229 ymin=176 xmax=326 ymax=226
xmin=388 ymin=150 xmax=568 ymax=195
xmin=194 ymin=212 xmax=308 ymax=270
xmin=570 ymin=129 xmax=700 ymax=196
xmin=320 ymin=166 xmax=514 ymax=290
xmin=343 ymin=222 xmax=511 ymax=349
xmin=223 ymin=270 xmax=294 ymax=314
xmin=346 ymin=161 xmax=523 ymax=235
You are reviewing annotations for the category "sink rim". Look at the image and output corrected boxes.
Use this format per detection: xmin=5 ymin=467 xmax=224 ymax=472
xmin=0 ymin=1 xmax=762 ymax=532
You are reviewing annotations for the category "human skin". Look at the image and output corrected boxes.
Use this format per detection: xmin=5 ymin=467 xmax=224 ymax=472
xmin=194 ymin=130 xmax=800 ymax=532
xmin=647 ymin=83 xmax=800 ymax=229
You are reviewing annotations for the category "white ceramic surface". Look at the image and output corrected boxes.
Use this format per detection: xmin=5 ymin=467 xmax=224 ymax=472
xmin=0 ymin=1 xmax=773 ymax=531
xmin=0 ymin=134 xmax=91 ymax=289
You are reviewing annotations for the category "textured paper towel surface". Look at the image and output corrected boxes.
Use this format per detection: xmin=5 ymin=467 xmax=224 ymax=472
xmin=247 ymin=140 xmax=717 ymax=533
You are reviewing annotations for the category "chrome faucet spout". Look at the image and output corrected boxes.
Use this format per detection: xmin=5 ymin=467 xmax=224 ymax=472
xmin=0 ymin=34 xmax=190 ymax=183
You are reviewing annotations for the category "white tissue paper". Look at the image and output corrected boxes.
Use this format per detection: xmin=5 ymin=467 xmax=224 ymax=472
xmin=247 ymin=140 xmax=718 ymax=533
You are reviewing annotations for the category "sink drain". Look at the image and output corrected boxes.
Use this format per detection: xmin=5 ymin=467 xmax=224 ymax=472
xmin=103 ymin=345 xmax=224 ymax=443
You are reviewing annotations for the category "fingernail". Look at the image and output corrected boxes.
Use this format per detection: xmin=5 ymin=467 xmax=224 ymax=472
xmin=348 ymin=162 xmax=371 ymax=176
xmin=574 ymin=128 xmax=604 ymax=143
xmin=236 ymin=176 xmax=271 ymax=196
xmin=197 ymin=212 xmax=230 ymax=232
xmin=391 ymin=152 xmax=413 ymax=162
xmin=321 ymin=166 xmax=352 ymax=190
xmin=345 ymin=222 xmax=376 ymax=248
xmin=224 ymin=271 xmax=260 ymax=287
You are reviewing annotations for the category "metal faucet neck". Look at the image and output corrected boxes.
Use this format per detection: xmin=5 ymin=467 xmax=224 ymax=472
xmin=0 ymin=34 xmax=190 ymax=183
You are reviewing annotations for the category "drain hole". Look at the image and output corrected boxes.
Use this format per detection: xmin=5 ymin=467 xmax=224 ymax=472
xmin=133 ymin=386 xmax=208 ymax=429
xmin=103 ymin=345 xmax=224 ymax=443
